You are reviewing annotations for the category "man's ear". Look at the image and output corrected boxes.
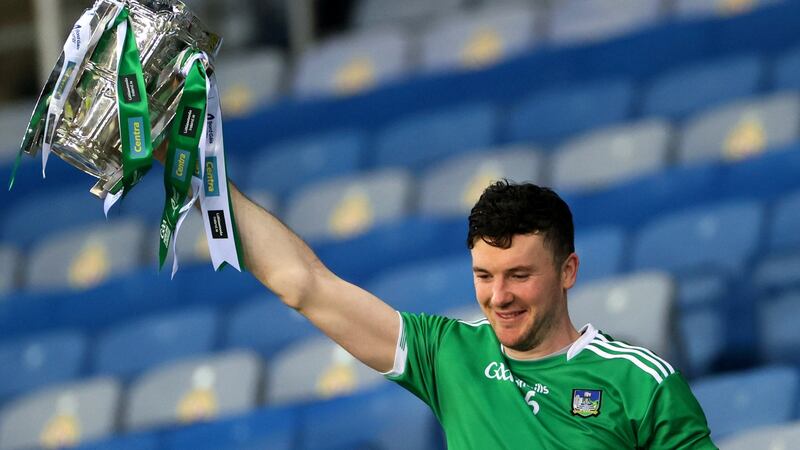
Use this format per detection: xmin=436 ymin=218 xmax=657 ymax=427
xmin=561 ymin=252 xmax=579 ymax=290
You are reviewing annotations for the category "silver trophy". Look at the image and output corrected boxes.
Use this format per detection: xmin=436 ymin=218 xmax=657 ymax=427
xmin=19 ymin=0 xmax=221 ymax=198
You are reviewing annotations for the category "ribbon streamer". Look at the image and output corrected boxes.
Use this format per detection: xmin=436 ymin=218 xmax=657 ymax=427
xmin=158 ymin=56 xmax=207 ymax=270
xmin=104 ymin=5 xmax=154 ymax=216
xmin=198 ymin=70 xmax=244 ymax=272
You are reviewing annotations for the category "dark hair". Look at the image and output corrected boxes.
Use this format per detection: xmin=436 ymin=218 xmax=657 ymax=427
xmin=467 ymin=180 xmax=575 ymax=266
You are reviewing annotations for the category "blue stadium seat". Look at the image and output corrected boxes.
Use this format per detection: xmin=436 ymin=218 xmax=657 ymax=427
xmin=225 ymin=294 xmax=320 ymax=359
xmin=0 ymin=330 xmax=86 ymax=404
xmin=366 ymin=254 xmax=474 ymax=314
xmin=751 ymin=251 xmax=800 ymax=294
xmin=108 ymin=164 xmax=168 ymax=224
xmin=0 ymin=245 xmax=19 ymax=296
xmin=573 ymin=226 xmax=626 ymax=285
xmin=569 ymin=272 xmax=677 ymax=360
xmin=164 ymin=405 xmax=298 ymax=450
xmin=284 ymin=169 xmax=413 ymax=243
xmin=71 ymin=431 xmax=160 ymax=450
xmin=353 ymin=0 xmax=464 ymax=29
xmin=298 ymin=384 xmax=440 ymax=450
xmin=170 ymin=263 xmax=264 ymax=311
xmin=631 ymin=200 xmax=764 ymax=275
xmin=292 ymin=28 xmax=411 ymax=98
xmin=678 ymin=92 xmax=800 ymax=165
xmin=1 ymin=184 xmax=106 ymax=250
xmin=552 ymin=119 xmax=672 ymax=193
xmin=767 ymin=188 xmax=800 ymax=252
xmin=564 ymin=161 xmax=721 ymax=230
xmin=93 ymin=306 xmax=219 ymax=379
xmin=676 ymin=272 xmax=731 ymax=310
xmin=674 ymin=0 xmax=784 ymax=20
xmin=718 ymin=420 xmax=800 ymax=450
xmin=774 ymin=44 xmax=800 ymax=91
xmin=549 ymin=0 xmax=662 ymax=46
xmin=214 ymin=48 xmax=286 ymax=117
xmin=679 ymin=307 xmax=725 ymax=378
xmin=372 ymin=102 xmax=497 ymax=170
xmin=0 ymin=377 xmax=121 ymax=450
xmin=418 ymin=146 xmax=544 ymax=218
xmin=757 ymin=289 xmax=800 ymax=365
xmin=642 ymin=54 xmax=763 ymax=119
xmin=314 ymin=215 xmax=466 ymax=284
xmin=691 ymin=366 xmax=799 ymax=441
xmin=24 ymin=219 xmax=148 ymax=293
xmin=125 ymin=350 xmax=262 ymax=432
xmin=265 ymin=336 xmax=386 ymax=406
xmin=419 ymin=3 xmax=540 ymax=72
xmin=0 ymin=100 xmax=36 ymax=165
xmin=504 ymin=79 xmax=633 ymax=147
xmin=245 ymin=130 xmax=364 ymax=200
xmin=163 ymin=209 xmax=212 ymax=269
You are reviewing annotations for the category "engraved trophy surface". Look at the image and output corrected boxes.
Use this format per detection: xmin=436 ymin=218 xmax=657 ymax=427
xmin=19 ymin=0 xmax=221 ymax=198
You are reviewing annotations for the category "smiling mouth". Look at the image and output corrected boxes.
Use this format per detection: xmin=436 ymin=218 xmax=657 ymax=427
xmin=495 ymin=311 xmax=525 ymax=320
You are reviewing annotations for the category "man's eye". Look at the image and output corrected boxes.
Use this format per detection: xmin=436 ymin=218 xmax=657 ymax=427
xmin=512 ymin=274 xmax=530 ymax=280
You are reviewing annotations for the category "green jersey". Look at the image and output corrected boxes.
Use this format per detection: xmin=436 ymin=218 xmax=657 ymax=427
xmin=384 ymin=312 xmax=716 ymax=449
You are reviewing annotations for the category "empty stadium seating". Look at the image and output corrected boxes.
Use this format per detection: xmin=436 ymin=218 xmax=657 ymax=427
xmin=265 ymin=337 xmax=385 ymax=406
xmin=419 ymin=4 xmax=542 ymax=72
xmin=92 ymin=306 xmax=219 ymax=380
xmin=0 ymin=377 xmax=121 ymax=450
xmin=2 ymin=1 xmax=800 ymax=447
xmin=292 ymin=28 xmax=411 ymax=98
xmin=691 ymin=366 xmax=799 ymax=441
xmin=124 ymin=350 xmax=262 ymax=431
xmin=569 ymin=272 xmax=676 ymax=360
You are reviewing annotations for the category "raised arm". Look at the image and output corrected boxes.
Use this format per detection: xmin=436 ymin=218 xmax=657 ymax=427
xmin=229 ymin=183 xmax=400 ymax=373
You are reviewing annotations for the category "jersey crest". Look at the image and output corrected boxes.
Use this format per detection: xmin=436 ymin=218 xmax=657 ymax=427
xmin=572 ymin=389 xmax=602 ymax=417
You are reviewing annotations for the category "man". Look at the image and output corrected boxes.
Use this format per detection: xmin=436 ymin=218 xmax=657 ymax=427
xmin=229 ymin=178 xmax=716 ymax=449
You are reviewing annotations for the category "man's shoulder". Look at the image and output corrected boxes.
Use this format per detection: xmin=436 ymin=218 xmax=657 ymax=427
xmin=404 ymin=312 xmax=497 ymax=347
xmin=575 ymin=330 xmax=678 ymax=388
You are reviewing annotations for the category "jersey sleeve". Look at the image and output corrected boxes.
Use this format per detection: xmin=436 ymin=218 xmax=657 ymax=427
xmin=637 ymin=372 xmax=718 ymax=450
xmin=383 ymin=311 xmax=454 ymax=415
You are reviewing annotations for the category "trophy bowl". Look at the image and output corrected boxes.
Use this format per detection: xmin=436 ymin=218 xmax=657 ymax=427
xmin=19 ymin=0 xmax=222 ymax=198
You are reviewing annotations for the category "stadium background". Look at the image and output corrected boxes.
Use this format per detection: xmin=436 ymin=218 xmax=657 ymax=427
xmin=0 ymin=0 xmax=799 ymax=448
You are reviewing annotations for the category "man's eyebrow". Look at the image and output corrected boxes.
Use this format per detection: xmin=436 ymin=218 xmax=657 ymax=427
xmin=472 ymin=265 xmax=534 ymax=273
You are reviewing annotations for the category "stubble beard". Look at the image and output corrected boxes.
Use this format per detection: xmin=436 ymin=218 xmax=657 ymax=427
xmin=502 ymin=300 xmax=560 ymax=353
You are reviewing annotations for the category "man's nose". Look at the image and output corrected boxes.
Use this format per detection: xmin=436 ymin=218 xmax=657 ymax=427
xmin=491 ymin=278 xmax=513 ymax=306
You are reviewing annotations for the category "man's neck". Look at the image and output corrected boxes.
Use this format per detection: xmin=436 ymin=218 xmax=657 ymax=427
xmin=504 ymin=321 xmax=581 ymax=361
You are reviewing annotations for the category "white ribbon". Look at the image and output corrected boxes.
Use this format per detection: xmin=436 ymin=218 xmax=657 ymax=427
xmin=43 ymin=4 xmax=108 ymax=177
xmin=199 ymin=71 xmax=242 ymax=272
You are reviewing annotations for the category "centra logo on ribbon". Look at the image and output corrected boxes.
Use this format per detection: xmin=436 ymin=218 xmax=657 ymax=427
xmin=172 ymin=149 xmax=191 ymax=182
xmin=179 ymin=107 xmax=201 ymax=137
xmin=128 ymin=117 xmax=147 ymax=158
xmin=121 ymin=74 xmax=141 ymax=103
xmin=208 ymin=210 xmax=228 ymax=239
xmin=54 ymin=62 xmax=77 ymax=100
xmin=204 ymin=157 xmax=219 ymax=197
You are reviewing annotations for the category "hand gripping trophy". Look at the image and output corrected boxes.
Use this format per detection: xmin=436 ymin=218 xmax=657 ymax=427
xmin=12 ymin=0 xmax=244 ymax=276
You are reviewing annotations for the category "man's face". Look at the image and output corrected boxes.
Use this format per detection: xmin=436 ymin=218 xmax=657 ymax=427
xmin=471 ymin=233 xmax=577 ymax=354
